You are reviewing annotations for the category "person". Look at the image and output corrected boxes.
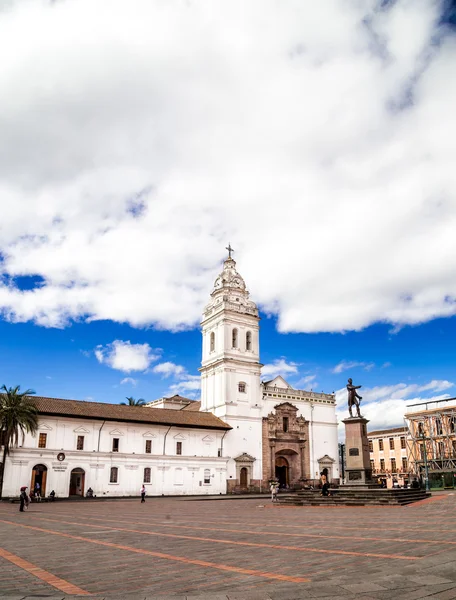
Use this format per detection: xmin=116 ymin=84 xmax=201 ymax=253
xmin=411 ymin=478 xmax=420 ymax=489
xmin=140 ymin=484 xmax=146 ymax=503
xmin=270 ymin=481 xmax=279 ymax=503
xmin=49 ymin=490 xmax=55 ymax=502
xmin=86 ymin=487 xmax=94 ymax=498
xmin=320 ymin=468 xmax=331 ymax=497
xmin=19 ymin=486 xmax=28 ymax=512
xmin=34 ymin=481 xmax=41 ymax=501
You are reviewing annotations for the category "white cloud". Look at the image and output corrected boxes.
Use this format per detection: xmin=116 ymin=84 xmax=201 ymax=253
xmin=295 ymin=374 xmax=317 ymax=389
xmin=332 ymin=360 xmax=375 ymax=374
xmin=152 ymin=362 xmax=186 ymax=379
xmin=167 ymin=376 xmax=201 ymax=399
xmin=262 ymin=359 xmax=299 ymax=379
xmin=120 ymin=377 xmax=137 ymax=386
xmin=336 ymin=379 xmax=455 ymax=433
xmin=95 ymin=340 xmax=159 ymax=373
xmin=0 ymin=2 xmax=455 ymax=333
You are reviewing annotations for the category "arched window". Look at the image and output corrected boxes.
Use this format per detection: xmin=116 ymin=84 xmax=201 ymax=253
xmin=246 ymin=331 xmax=252 ymax=351
xmin=143 ymin=467 xmax=151 ymax=483
xmin=210 ymin=332 xmax=215 ymax=352
xmin=238 ymin=382 xmax=246 ymax=393
xmin=110 ymin=467 xmax=118 ymax=483
xmin=232 ymin=328 xmax=238 ymax=348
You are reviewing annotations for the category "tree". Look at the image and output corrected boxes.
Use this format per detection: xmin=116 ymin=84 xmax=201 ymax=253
xmin=120 ymin=396 xmax=145 ymax=406
xmin=0 ymin=385 xmax=38 ymax=499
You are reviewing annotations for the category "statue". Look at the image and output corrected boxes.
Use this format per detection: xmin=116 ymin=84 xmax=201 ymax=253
xmin=347 ymin=378 xmax=362 ymax=418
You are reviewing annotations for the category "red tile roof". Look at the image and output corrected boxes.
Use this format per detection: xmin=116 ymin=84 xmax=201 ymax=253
xmin=182 ymin=401 xmax=202 ymax=412
xmin=28 ymin=396 xmax=230 ymax=430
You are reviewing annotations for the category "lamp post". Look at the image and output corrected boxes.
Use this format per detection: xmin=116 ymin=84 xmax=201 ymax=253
xmin=420 ymin=427 xmax=430 ymax=492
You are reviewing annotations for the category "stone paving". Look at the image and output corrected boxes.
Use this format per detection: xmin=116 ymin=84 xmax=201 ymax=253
xmin=0 ymin=492 xmax=456 ymax=599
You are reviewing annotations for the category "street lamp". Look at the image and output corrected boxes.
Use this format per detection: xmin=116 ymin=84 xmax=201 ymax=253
xmin=420 ymin=425 xmax=430 ymax=492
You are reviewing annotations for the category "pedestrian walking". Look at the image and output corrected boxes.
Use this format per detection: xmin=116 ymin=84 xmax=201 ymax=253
xmin=270 ymin=481 xmax=279 ymax=503
xmin=34 ymin=481 xmax=41 ymax=501
xmin=140 ymin=484 xmax=146 ymax=503
xmin=19 ymin=486 xmax=28 ymax=512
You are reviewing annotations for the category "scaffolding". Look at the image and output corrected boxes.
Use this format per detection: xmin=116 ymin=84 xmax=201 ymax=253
xmin=404 ymin=397 xmax=456 ymax=488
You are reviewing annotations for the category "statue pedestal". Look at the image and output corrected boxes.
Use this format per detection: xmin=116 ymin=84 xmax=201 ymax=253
xmin=342 ymin=417 xmax=377 ymax=488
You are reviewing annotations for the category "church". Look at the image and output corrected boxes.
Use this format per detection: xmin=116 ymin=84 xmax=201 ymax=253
xmin=1 ymin=252 xmax=339 ymax=498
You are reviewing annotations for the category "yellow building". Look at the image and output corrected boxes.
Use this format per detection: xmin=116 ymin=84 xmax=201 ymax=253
xmin=368 ymin=427 xmax=411 ymax=488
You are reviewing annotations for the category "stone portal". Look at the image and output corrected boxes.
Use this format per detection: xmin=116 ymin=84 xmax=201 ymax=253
xmin=262 ymin=402 xmax=310 ymax=487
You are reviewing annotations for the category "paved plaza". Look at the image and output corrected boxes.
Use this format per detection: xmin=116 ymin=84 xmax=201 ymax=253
xmin=0 ymin=493 xmax=456 ymax=600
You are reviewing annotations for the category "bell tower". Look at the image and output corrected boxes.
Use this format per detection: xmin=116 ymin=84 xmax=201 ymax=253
xmin=200 ymin=245 xmax=262 ymax=418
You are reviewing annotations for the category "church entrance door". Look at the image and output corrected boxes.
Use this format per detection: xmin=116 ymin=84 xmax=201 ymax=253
xmin=30 ymin=464 xmax=47 ymax=498
xmin=240 ymin=467 xmax=248 ymax=487
xmin=69 ymin=468 xmax=85 ymax=496
xmin=275 ymin=456 xmax=289 ymax=488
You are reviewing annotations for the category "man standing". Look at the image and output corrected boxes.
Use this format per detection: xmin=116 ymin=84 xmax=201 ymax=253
xmin=19 ymin=486 xmax=28 ymax=512
xmin=140 ymin=484 xmax=146 ymax=503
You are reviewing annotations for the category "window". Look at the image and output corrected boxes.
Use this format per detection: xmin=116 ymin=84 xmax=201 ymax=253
xmin=76 ymin=435 xmax=84 ymax=450
xmin=217 ymin=448 xmax=222 ymax=457
xmin=390 ymin=458 xmax=396 ymax=472
xmin=453 ymin=440 xmax=456 ymax=455
xmin=145 ymin=440 xmax=152 ymax=454
xmin=204 ymin=469 xmax=211 ymax=484
xmin=238 ymin=382 xmax=246 ymax=393
xmin=210 ymin=332 xmax=215 ymax=352
xmin=176 ymin=441 xmax=182 ymax=455
xmin=110 ymin=467 xmax=118 ymax=483
xmin=368 ymin=439 xmax=373 ymax=452
xmin=420 ymin=442 xmax=426 ymax=459
xmin=143 ymin=467 xmax=151 ymax=483
xmin=380 ymin=458 xmax=385 ymax=471
xmin=438 ymin=441 xmax=445 ymax=457
xmin=370 ymin=459 xmax=375 ymax=471
xmin=283 ymin=417 xmax=289 ymax=433
xmin=402 ymin=457 xmax=408 ymax=471
xmin=378 ymin=439 xmax=384 ymax=451
xmin=112 ymin=438 xmax=119 ymax=452
xmin=418 ymin=422 xmax=424 ymax=436
xmin=436 ymin=419 xmax=443 ymax=435
xmin=246 ymin=331 xmax=252 ymax=351
xmin=38 ymin=433 xmax=47 ymax=448
xmin=450 ymin=417 xmax=456 ymax=434
xmin=400 ymin=436 xmax=406 ymax=449
xmin=232 ymin=328 xmax=238 ymax=348
xmin=389 ymin=438 xmax=395 ymax=450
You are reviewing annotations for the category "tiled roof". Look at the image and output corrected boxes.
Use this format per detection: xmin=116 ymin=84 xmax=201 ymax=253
xmin=29 ymin=396 xmax=230 ymax=430
xmin=368 ymin=426 xmax=407 ymax=436
xmin=182 ymin=401 xmax=202 ymax=412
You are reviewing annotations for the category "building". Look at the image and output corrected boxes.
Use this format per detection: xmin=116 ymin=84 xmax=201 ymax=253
xmin=1 ymin=252 xmax=339 ymax=498
xmin=368 ymin=427 xmax=410 ymax=488
xmin=405 ymin=400 xmax=456 ymax=489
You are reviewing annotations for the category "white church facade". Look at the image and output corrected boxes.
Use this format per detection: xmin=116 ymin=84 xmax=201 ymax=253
xmin=1 ymin=253 xmax=339 ymax=498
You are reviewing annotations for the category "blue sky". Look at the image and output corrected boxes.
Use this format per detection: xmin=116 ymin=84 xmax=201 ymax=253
xmin=1 ymin=0 xmax=456 ymax=431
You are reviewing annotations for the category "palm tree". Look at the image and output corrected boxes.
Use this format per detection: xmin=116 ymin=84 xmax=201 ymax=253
xmin=0 ymin=385 xmax=38 ymax=499
xmin=120 ymin=396 xmax=145 ymax=406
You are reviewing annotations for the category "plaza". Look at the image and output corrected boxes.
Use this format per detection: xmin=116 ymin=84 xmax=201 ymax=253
xmin=1 ymin=493 xmax=456 ymax=599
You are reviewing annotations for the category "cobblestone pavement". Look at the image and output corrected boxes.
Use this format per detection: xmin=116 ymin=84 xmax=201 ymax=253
xmin=1 ymin=492 xmax=456 ymax=599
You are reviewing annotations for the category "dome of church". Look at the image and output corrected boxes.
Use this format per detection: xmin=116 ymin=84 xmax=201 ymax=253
xmin=212 ymin=256 xmax=247 ymax=294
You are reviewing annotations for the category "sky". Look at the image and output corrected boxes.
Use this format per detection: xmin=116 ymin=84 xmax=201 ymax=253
xmin=0 ymin=0 xmax=456 ymax=433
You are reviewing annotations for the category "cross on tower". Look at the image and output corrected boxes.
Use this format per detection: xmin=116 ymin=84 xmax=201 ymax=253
xmin=226 ymin=243 xmax=234 ymax=259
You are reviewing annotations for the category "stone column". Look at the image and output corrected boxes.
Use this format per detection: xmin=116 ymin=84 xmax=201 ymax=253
xmin=342 ymin=417 xmax=376 ymax=488
xmin=299 ymin=442 xmax=306 ymax=478
xmin=270 ymin=442 xmax=275 ymax=479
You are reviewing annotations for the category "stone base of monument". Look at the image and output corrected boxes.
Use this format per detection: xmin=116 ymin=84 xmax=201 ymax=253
xmin=276 ymin=488 xmax=431 ymax=506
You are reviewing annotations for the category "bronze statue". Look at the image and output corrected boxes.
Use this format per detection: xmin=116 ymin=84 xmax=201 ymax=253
xmin=347 ymin=378 xmax=362 ymax=418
